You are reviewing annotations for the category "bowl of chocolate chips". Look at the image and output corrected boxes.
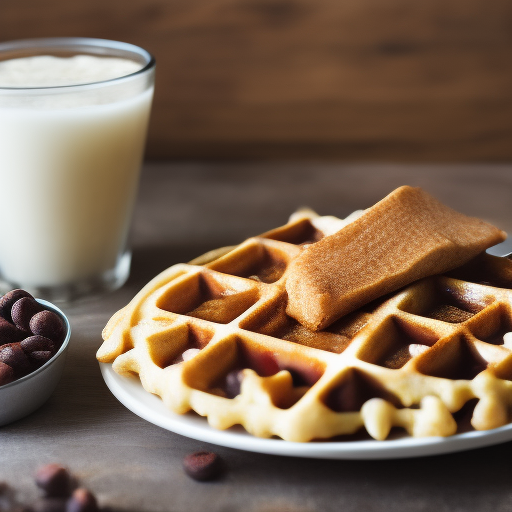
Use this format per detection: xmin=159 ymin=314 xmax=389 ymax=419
xmin=0 ymin=289 xmax=70 ymax=425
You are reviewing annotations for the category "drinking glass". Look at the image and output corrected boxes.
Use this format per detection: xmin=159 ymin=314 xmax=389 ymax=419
xmin=0 ymin=38 xmax=155 ymax=301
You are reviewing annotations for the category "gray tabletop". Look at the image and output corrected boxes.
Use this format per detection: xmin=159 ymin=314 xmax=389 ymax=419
xmin=2 ymin=164 xmax=512 ymax=512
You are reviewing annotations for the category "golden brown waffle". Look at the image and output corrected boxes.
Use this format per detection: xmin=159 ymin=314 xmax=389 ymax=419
xmin=97 ymin=211 xmax=512 ymax=442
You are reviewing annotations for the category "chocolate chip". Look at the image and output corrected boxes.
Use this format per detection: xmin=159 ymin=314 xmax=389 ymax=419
xmin=183 ymin=451 xmax=223 ymax=481
xmin=325 ymin=376 xmax=364 ymax=413
xmin=0 ymin=480 xmax=17 ymax=510
xmin=30 ymin=311 xmax=66 ymax=345
xmin=0 ymin=318 xmax=27 ymax=344
xmin=284 ymin=368 xmax=309 ymax=387
xmin=21 ymin=336 xmax=55 ymax=355
xmin=0 ymin=290 xmax=66 ymax=384
xmin=29 ymin=351 xmax=54 ymax=368
xmin=224 ymin=369 xmax=244 ymax=398
xmin=0 ymin=362 xmax=15 ymax=386
xmin=0 ymin=343 xmax=31 ymax=376
xmin=66 ymin=488 xmax=99 ymax=512
xmin=32 ymin=497 xmax=67 ymax=512
xmin=0 ymin=289 xmax=33 ymax=323
xmin=11 ymin=297 xmax=44 ymax=332
xmin=35 ymin=464 xmax=72 ymax=498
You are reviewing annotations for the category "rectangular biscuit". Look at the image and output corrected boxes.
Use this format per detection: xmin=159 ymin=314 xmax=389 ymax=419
xmin=285 ymin=186 xmax=506 ymax=331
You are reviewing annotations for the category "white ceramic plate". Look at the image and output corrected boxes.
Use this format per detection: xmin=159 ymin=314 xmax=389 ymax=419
xmin=100 ymin=363 xmax=512 ymax=459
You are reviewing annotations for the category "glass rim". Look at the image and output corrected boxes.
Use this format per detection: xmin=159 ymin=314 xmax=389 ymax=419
xmin=0 ymin=37 xmax=156 ymax=93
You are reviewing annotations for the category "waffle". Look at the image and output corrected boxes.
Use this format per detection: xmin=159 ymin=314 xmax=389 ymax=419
xmin=97 ymin=210 xmax=512 ymax=442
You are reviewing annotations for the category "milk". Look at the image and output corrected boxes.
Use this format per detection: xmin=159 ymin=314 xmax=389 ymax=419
xmin=0 ymin=55 xmax=142 ymax=87
xmin=0 ymin=55 xmax=153 ymax=288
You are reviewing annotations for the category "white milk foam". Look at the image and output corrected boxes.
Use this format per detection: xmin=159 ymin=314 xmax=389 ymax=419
xmin=0 ymin=55 xmax=142 ymax=87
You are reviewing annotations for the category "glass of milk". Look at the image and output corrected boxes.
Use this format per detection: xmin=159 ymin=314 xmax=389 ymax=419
xmin=0 ymin=38 xmax=155 ymax=301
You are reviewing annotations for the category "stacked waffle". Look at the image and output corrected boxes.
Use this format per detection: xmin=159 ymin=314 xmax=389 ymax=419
xmin=97 ymin=186 xmax=512 ymax=441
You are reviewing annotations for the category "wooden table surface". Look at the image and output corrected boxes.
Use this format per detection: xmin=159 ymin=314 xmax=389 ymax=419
xmin=2 ymin=163 xmax=512 ymax=512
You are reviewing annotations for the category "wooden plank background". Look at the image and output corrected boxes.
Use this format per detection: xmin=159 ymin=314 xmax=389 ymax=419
xmin=2 ymin=0 xmax=512 ymax=160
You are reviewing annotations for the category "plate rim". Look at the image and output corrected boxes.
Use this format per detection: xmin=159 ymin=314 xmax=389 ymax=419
xmin=100 ymin=362 xmax=512 ymax=459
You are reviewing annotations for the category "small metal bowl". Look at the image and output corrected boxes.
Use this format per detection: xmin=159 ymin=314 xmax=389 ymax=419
xmin=0 ymin=299 xmax=71 ymax=426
